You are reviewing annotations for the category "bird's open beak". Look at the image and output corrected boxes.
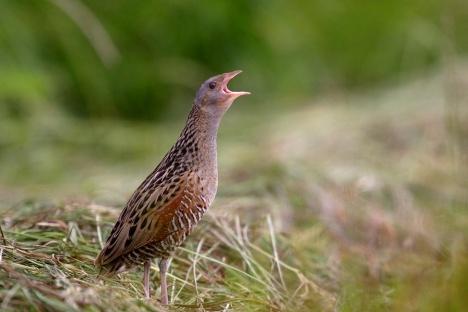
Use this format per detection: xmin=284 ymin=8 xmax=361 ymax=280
xmin=222 ymin=70 xmax=250 ymax=98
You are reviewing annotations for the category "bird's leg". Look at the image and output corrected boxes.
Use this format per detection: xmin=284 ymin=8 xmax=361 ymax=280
xmin=143 ymin=259 xmax=151 ymax=299
xmin=159 ymin=258 xmax=169 ymax=305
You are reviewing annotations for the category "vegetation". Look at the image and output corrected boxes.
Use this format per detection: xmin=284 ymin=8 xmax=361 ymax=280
xmin=1 ymin=1 xmax=468 ymax=311
xmin=1 ymin=0 xmax=468 ymax=120
xmin=1 ymin=66 xmax=467 ymax=310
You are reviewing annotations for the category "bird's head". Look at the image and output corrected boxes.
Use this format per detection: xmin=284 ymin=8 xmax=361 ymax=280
xmin=194 ymin=70 xmax=250 ymax=116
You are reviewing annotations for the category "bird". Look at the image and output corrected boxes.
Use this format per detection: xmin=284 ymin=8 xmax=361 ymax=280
xmin=95 ymin=70 xmax=250 ymax=304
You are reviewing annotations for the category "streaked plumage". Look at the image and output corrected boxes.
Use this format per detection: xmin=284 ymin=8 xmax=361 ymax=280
xmin=95 ymin=70 xmax=249 ymax=304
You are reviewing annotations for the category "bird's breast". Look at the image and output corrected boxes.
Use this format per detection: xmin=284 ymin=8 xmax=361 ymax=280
xmin=199 ymin=164 xmax=218 ymax=207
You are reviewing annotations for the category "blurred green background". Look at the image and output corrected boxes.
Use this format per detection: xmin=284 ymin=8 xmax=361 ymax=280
xmin=1 ymin=0 xmax=468 ymax=213
xmin=1 ymin=0 xmax=467 ymax=120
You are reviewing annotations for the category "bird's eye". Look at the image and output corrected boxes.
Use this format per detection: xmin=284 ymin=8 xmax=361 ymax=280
xmin=208 ymin=82 xmax=217 ymax=89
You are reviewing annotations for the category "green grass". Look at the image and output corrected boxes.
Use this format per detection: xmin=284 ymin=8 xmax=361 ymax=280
xmin=1 ymin=66 xmax=468 ymax=311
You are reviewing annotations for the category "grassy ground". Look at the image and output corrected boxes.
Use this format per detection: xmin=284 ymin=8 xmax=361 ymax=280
xmin=1 ymin=66 xmax=468 ymax=311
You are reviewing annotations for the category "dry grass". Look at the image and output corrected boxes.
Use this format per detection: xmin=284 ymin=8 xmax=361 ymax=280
xmin=1 ymin=66 xmax=468 ymax=311
xmin=0 ymin=201 xmax=335 ymax=311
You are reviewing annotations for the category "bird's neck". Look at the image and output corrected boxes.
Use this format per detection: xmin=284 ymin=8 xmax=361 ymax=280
xmin=177 ymin=105 xmax=221 ymax=203
xmin=180 ymin=105 xmax=223 ymax=149
xmin=175 ymin=105 xmax=223 ymax=180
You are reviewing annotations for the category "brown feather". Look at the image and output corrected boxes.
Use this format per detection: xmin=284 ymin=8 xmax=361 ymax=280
xmin=95 ymin=172 xmax=190 ymax=266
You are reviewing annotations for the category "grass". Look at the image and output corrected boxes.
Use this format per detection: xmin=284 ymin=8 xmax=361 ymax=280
xmin=0 ymin=202 xmax=333 ymax=311
xmin=1 ymin=65 xmax=468 ymax=311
